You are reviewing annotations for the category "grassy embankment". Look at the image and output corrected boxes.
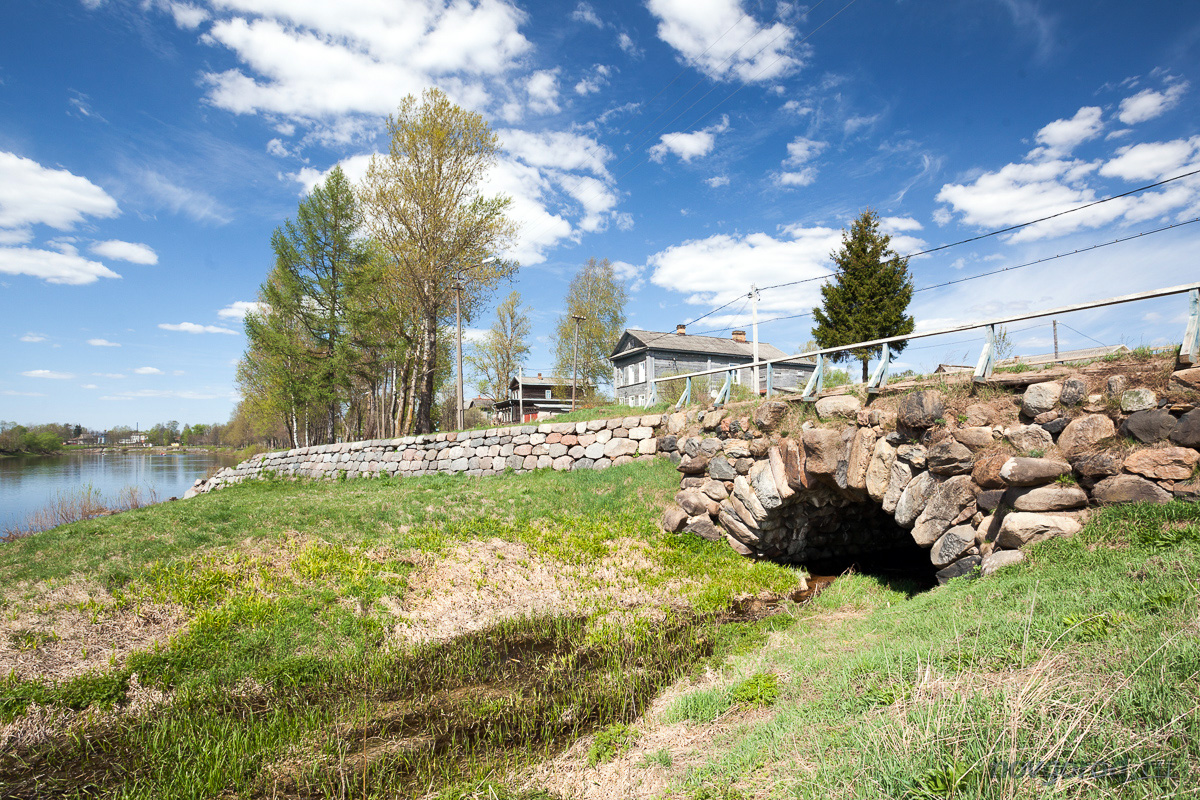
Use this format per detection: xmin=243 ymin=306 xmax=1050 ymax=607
xmin=2 ymin=457 xmax=1199 ymax=798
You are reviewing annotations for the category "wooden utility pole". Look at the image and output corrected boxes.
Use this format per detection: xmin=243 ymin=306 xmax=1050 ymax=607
xmin=1053 ymin=319 xmax=1059 ymax=361
xmin=455 ymin=276 xmax=465 ymax=430
xmin=571 ymin=314 xmax=586 ymax=411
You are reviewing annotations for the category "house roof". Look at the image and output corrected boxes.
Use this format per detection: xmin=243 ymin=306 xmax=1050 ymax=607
xmin=506 ymin=374 xmax=593 ymax=390
xmin=997 ymin=344 xmax=1130 ymax=367
xmin=611 ymin=329 xmax=813 ymax=364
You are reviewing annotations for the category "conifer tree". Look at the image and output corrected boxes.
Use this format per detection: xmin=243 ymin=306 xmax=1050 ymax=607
xmin=811 ymin=209 xmax=915 ymax=382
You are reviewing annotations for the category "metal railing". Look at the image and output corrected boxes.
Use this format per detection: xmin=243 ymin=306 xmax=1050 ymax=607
xmin=651 ymin=281 xmax=1200 ymax=409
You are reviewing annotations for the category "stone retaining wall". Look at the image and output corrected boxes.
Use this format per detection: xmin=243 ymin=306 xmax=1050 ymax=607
xmin=186 ymin=414 xmax=670 ymax=496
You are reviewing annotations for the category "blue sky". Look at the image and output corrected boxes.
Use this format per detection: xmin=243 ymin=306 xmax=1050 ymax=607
xmin=2 ymin=0 xmax=1199 ymax=430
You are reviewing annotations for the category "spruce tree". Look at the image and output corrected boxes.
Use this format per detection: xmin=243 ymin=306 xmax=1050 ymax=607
xmin=811 ymin=209 xmax=915 ymax=382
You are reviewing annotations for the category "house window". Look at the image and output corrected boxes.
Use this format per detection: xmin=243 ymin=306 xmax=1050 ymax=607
xmin=545 ymin=389 xmax=551 ymax=399
xmin=731 ymin=367 xmax=741 ymax=385
xmin=637 ymin=362 xmax=645 ymax=384
xmin=614 ymin=367 xmax=621 ymax=387
xmin=638 ymin=393 xmax=645 ymax=406
xmin=626 ymin=364 xmax=635 ymax=385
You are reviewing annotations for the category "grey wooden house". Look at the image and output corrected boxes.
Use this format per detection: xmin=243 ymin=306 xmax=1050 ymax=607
xmin=609 ymin=325 xmax=815 ymax=407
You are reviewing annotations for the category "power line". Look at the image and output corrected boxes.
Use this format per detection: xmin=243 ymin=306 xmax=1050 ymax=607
xmin=1056 ymin=322 xmax=1108 ymax=348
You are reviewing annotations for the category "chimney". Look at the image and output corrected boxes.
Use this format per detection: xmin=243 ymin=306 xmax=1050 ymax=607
xmin=732 ymin=330 xmax=746 ymax=343
xmin=537 ymin=372 xmax=542 ymax=379
xmin=676 ymin=324 xmax=686 ymax=335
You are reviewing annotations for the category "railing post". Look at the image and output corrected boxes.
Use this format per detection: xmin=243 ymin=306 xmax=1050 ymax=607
xmin=766 ymin=362 xmax=774 ymax=398
xmin=974 ymin=324 xmax=996 ymax=382
xmin=801 ymin=354 xmax=824 ymax=402
xmin=714 ymin=370 xmax=733 ymax=406
xmin=867 ymin=344 xmax=891 ymax=394
xmin=1181 ymin=289 xmax=1200 ymax=366
xmin=674 ymin=376 xmax=692 ymax=410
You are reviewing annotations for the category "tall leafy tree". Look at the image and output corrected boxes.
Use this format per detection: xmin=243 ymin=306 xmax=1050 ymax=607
xmin=466 ymin=290 xmax=531 ymax=402
xmin=245 ymin=166 xmax=373 ymax=444
xmin=358 ymin=88 xmax=519 ymax=434
xmin=553 ymin=257 xmax=627 ymax=397
xmin=811 ymin=210 xmax=915 ymax=382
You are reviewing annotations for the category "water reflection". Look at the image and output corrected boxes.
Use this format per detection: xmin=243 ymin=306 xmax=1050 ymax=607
xmin=0 ymin=450 xmax=241 ymax=529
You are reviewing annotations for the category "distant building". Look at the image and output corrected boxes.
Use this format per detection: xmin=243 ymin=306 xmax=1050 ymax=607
xmin=118 ymin=433 xmax=149 ymax=446
xmin=998 ymin=344 xmax=1130 ymax=368
xmin=934 ymin=364 xmax=974 ymax=374
xmin=609 ymin=326 xmax=816 ymax=407
xmin=491 ymin=374 xmax=593 ymax=423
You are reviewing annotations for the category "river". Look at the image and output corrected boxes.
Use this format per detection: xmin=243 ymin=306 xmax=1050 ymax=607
xmin=0 ymin=449 xmax=242 ymax=532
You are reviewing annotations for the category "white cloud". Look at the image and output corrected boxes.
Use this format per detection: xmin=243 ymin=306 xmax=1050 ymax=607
xmin=774 ymin=136 xmax=826 ymax=187
xmin=81 ymin=384 xmax=98 ymax=389
xmin=158 ymin=322 xmax=239 ymax=334
xmin=844 ymin=114 xmax=879 ymax=136
xmin=645 ymin=0 xmax=802 ymax=82
xmin=574 ymin=64 xmax=611 ymax=96
xmin=19 ymin=332 xmax=47 ymax=342
xmin=101 ymin=388 xmax=223 ymax=400
xmin=89 ymin=239 xmax=158 ymax=264
xmin=649 ymin=115 xmax=729 ymax=163
xmin=266 ymin=138 xmax=290 ymax=157
xmin=133 ymin=367 xmax=164 ymax=375
xmin=1098 ymin=137 xmax=1200 ymax=181
xmin=1032 ymin=106 xmax=1103 ymax=158
xmin=1 ymin=390 xmax=46 ymax=397
xmin=776 ymin=169 xmax=817 ymax=187
xmin=616 ymin=32 xmax=639 ymax=55
xmin=21 ymin=369 xmax=74 ymax=379
xmin=1118 ymin=81 xmax=1188 ymax=125
xmin=135 ymin=170 xmax=230 ymax=224
xmin=143 ymin=0 xmax=208 ymax=28
xmin=0 ymin=246 xmax=122 ymax=285
xmin=526 ymin=69 xmax=561 ymax=115
xmin=87 ymin=338 xmax=121 ymax=347
xmin=0 ymin=151 xmax=119 ymax=232
xmin=880 ymin=216 xmax=924 ymax=233
xmin=705 ymin=175 xmax=730 ymax=188
xmin=0 ymin=228 xmax=33 ymax=245
xmin=571 ymin=2 xmax=602 ymax=27
xmin=217 ymin=300 xmax=265 ymax=319
xmin=93 ymin=372 xmax=126 ymax=378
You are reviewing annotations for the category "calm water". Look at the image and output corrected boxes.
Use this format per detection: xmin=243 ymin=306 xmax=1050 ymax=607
xmin=0 ymin=450 xmax=241 ymax=529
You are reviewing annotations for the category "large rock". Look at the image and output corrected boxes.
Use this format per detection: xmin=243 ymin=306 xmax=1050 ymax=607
xmin=722 ymin=439 xmax=751 ymax=458
xmin=1120 ymin=409 xmax=1177 ymax=443
xmin=667 ymin=412 xmax=688 ymax=435
xmin=749 ymin=460 xmax=783 ymax=511
xmin=1072 ymin=451 xmax=1122 ymax=482
xmin=972 ymin=453 xmax=1009 ymax=489
xmin=1107 ymin=375 xmax=1128 ymax=396
xmin=661 ymin=506 xmax=688 ymax=532
xmin=953 ymin=427 xmax=996 ymax=452
xmin=981 ymin=549 xmax=1025 ymax=576
xmin=894 ymin=470 xmax=941 ymax=528
xmin=676 ymin=489 xmax=713 ymax=517
xmin=845 ymin=427 xmax=878 ymax=490
xmin=815 ymin=395 xmax=861 ymax=419
xmin=753 ymin=401 xmax=788 ymax=431
xmin=802 ymin=428 xmax=843 ymax=478
xmin=1058 ymin=414 xmax=1116 ymax=457
xmin=676 ymin=453 xmax=710 ymax=474
xmin=1059 ymin=377 xmax=1088 ymax=406
xmin=781 ymin=439 xmax=806 ymax=490
xmin=1123 ymin=447 xmax=1200 ymax=481
xmin=708 ymin=454 xmax=737 ymax=481
xmin=865 ymin=438 xmax=897 ymax=501
xmin=995 ymin=512 xmax=1082 ymax=548
xmin=936 ymin=555 xmax=981 ymax=585
xmin=732 ymin=476 xmax=769 ymax=523
xmin=1168 ymin=367 xmax=1200 ymax=393
xmin=702 ymin=409 xmax=727 ymax=430
xmin=767 ymin=446 xmax=795 ymax=502
xmin=684 ymin=514 xmax=722 ymax=542
xmin=898 ymin=390 xmax=944 ymax=429
xmin=881 ymin=459 xmax=914 ymax=515
xmin=911 ymin=475 xmax=979 ymax=547
xmin=701 ymin=479 xmax=729 ymax=500
xmin=927 ymin=439 xmax=975 ymax=475
xmin=999 ymin=457 xmax=1071 ymax=486
xmin=1006 ymin=484 xmax=1088 ymax=511
xmin=896 ymin=444 xmax=927 ymax=469
xmin=931 ymin=524 xmax=976 ymax=568
xmin=1022 ymin=381 xmax=1063 ymax=417
xmin=1091 ymin=474 xmax=1173 ymax=505
xmin=1171 ymin=408 xmax=1200 ymax=448
xmin=1005 ymin=425 xmax=1053 ymax=453
xmin=1121 ymin=388 xmax=1157 ymax=413
xmin=718 ymin=505 xmax=759 ymax=548
xmin=964 ymin=403 xmax=996 ymax=427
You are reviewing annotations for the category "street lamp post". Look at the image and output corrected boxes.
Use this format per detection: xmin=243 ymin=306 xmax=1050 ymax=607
xmin=456 ymin=256 xmax=496 ymax=431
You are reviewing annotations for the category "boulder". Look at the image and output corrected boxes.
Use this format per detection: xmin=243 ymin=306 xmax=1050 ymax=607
xmin=1022 ymin=381 xmax=1063 ymax=417
xmin=845 ymin=427 xmax=878 ymax=490
xmin=802 ymin=428 xmax=843 ymax=478
xmin=684 ymin=514 xmax=722 ymax=542
xmin=1006 ymin=484 xmax=1088 ymax=512
xmin=781 ymin=439 xmax=806 ymax=490
xmin=995 ymin=512 xmax=1082 ymax=549
xmin=701 ymin=479 xmax=729 ymax=501
xmin=667 ymin=412 xmax=688 ymax=435
xmin=662 ymin=506 xmax=689 ymax=532
xmin=658 ymin=434 xmax=678 ymax=452
xmin=815 ymin=395 xmax=861 ymax=419
xmin=1120 ymin=409 xmax=1177 ymax=443
xmin=732 ymin=476 xmax=769 ymax=523
xmin=894 ymin=470 xmax=941 ymax=528
xmin=881 ymin=459 xmax=914 ymax=515
xmin=754 ymin=401 xmax=788 ymax=431
xmin=898 ymin=390 xmax=945 ymax=429
xmin=953 ymin=427 xmax=996 ymax=451
xmin=723 ymin=439 xmax=751 ymax=458
xmin=964 ymin=403 xmax=996 ymax=427
xmin=1171 ymin=408 xmax=1200 ymax=448
xmin=749 ymin=438 xmax=770 ymax=458
xmin=718 ymin=504 xmax=760 ymax=544
xmin=1057 ymin=414 xmax=1116 ymax=457
xmin=927 ymin=439 xmax=975 ymax=475
xmin=749 ymin=460 xmax=783 ymax=511
xmin=911 ymin=475 xmax=979 ymax=547
xmin=700 ymin=438 xmax=723 ymax=456
xmin=1005 ymin=424 xmax=1053 ymax=453
xmin=1091 ymin=474 xmax=1173 ymax=505
xmin=999 ymin=457 xmax=1071 ymax=486
xmin=976 ymin=489 xmax=1005 ymax=512
xmin=936 ymin=555 xmax=981 ymax=585
xmin=1072 ymin=451 xmax=1122 ymax=481
xmin=702 ymin=409 xmax=727 ymax=430
xmin=1040 ymin=417 xmax=1069 ymax=436
xmin=1059 ymin=377 xmax=1088 ymax=406
xmin=896 ymin=444 xmax=927 ymax=469
xmin=1168 ymin=367 xmax=1200 ymax=393
xmin=981 ymin=549 xmax=1025 ymax=577
xmin=1106 ymin=375 xmax=1128 ymax=396
xmin=865 ymin=438 xmax=898 ymax=501
xmin=677 ymin=453 xmax=710 ymax=474
xmin=1120 ymin=388 xmax=1157 ymax=413
xmin=1122 ymin=447 xmax=1200 ymax=481
xmin=972 ymin=453 xmax=1009 ymax=489
xmin=708 ymin=453 xmax=737 ymax=481
xmin=604 ymin=438 xmax=640 ymax=459
xmin=931 ymin=524 xmax=976 ymax=568
xmin=676 ymin=489 xmax=712 ymax=517
xmin=767 ymin=446 xmax=795 ymax=502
